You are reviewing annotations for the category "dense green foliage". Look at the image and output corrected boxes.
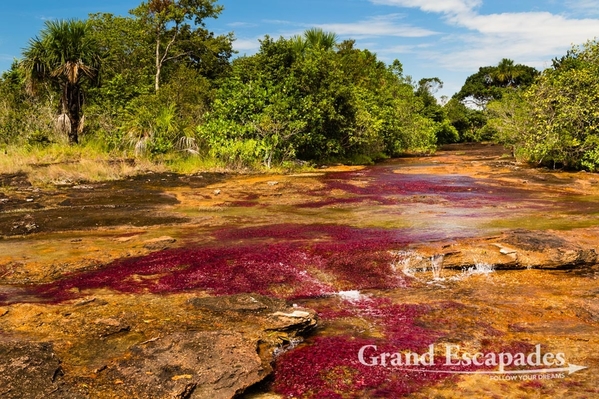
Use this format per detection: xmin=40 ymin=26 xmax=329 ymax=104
xmin=449 ymin=59 xmax=539 ymax=142
xmin=454 ymin=58 xmax=539 ymax=108
xmin=198 ymin=35 xmax=440 ymax=167
xmin=415 ymin=78 xmax=458 ymax=144
xmin=489 ymin=41 xmax=599 ymax=170
xmin=3 ymin=0 xmax=598 ymax=172
xmin=0 ymin=2 xmax=451 ymax=168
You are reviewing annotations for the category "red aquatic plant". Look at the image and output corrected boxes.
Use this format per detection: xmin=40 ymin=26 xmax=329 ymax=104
xmin=306 ymin=242 xmax=402 ymax=290
xmin=273 ymin=335 xmax=456 ymax=398
xmin=296 ymin=167 xmax=536 ymax=209
xmin=213 ymin=223 xmax=431 ymax=246
xmin=23 ymin=242 xmax=335 ymax=303
xmin=274 ymin=299 xmax=464 ymax=398
xmin=0 ymin=224 xmax=419 ymax=305
xmin=274 ymin=297 xmax=541 ymax=398
xmin=216 ymin=224 xmax=418 ymax=290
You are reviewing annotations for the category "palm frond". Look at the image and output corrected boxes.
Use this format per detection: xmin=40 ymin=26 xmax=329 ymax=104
xmin=176 ymin=136 xmax=200 ymax=154
xmin=304 ymin=28 xmax=338 ymax=51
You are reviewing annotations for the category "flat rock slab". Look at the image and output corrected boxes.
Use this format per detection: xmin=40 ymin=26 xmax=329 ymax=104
xmin=423 ymin=228 xmax=599 ymax=270
xmin=0 ymin=340 xmax=63 ymax=399
xmin=102 ymin=331 xmax=266 ymax=399
xmin=0 ymin=293 xmax=317 ymax=399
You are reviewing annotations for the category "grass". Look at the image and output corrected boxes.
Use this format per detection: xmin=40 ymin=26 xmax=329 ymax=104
xmin=165 ymin=154 xmax=222 ymax=174
xmin=0 ymin=143 xmax=162 ymax=186
xmin=0 ymin=142 xmax=317 ymax=186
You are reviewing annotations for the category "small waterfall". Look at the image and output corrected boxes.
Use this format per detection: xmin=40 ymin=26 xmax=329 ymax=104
xmin=430 ymin=254 xmax=444 ymax=280
xmin=337 ymin=290 xmax=366 ymax=303
xmin=273 ymin=337 xmax=304 ymax=357
xmin=390 ymin=250 xmax=422 ymax=277
xmin=463 ymin=260 xmax=495 ymax=276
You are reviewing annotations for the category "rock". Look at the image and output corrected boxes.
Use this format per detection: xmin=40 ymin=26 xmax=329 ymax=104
xmin=213 ymin=189 xmax=221 ymax=195
xmin=94 ymin=318 xmax=131 ymax=338
xmin=113 ymin=235 xmax=138 ymax=243
xmin=268 ymin=310 xmax=318 ymax=335
xmin=421 ymin=229 xmax=599 ymax=271
xmin=493 ymin=244 xmax=517 ymax=255
xmin=102 ymin=331 xmax=266 ymax=399
xmin=503 ymin=229 xmax=567 ymax=252
xmin=0 ymin=340 xmax=64 ymax=399
xmin=272 ymin=310 xmax=311 ymax=318
xmin=189 ymin=294 xmax=318 ymax=341
xmin=51 ymin=294 xmax=317 ymax=398
xmin=267 ymin=181 xmax=279 ymax=186
xmin=0 ymin=292 xmax=317 ymax=399
xmin=188 ymin=294 xmax=286 ymax=313
xmin=143 ymin=236 xmax=177 ymax=250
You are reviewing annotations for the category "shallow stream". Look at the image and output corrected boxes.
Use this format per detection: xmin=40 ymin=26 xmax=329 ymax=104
xmin=0 ymin=144 xmax=598 ymax=398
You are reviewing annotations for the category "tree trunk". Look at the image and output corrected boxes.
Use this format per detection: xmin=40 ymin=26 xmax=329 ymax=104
xmin=155 ymin=33 xmax=161 ymax=91
xmin=66 ymin=84 xmax=82 ymax=144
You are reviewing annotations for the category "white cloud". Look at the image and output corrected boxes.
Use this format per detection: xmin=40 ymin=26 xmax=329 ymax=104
xmin=371 ymin=0 xmax=481 ymax=16
xmin=370 ymin=0 xmax=599 ymax=71
xmin=566 ymin=0 xmax=599 ymax=15
xmin=228 ymin=22 xmax=258 ymax=28
xmin=262 ymin=19 xmax=294 ymax=25
xmin=231 ymin=14 xmax=437 ymax=56
xmin=377 ymin=43 xmax=433 ymax=54
xmin=233 ymin=38 xmax=261 ymax=52
xmin=432 ymin=11 xmax=599 ymax=70
xmin=315 ymin=14 xmax=438 ymax=38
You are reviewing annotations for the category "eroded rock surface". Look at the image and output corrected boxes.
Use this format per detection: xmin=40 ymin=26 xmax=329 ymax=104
xmin=0 ymin=294 xmax=316 ymax=399
xmin=0 ymin=340 xmax=63 ymax=399
xmin=1 ymin=144 xmax=599 ymax=398
xmin=417 ymin=228 xmax=599 ymax=271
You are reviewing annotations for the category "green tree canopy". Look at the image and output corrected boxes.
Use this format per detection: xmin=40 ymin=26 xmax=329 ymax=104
xmin=198 ymin=31 xmax=439 ymax=167
xmin=130 ymin=0 xmax=232 ymax=91
xmin=415 ymin=77 xmax=459 ymax=144
xmin=490 ymin=40 xmax=599 ymax=170
xmin=291 ymin=28 xmax=339 ymax=55
xmin=454 ymin=58 xmax=539 ymax=109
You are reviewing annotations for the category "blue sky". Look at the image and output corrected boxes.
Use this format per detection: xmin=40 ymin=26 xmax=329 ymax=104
xmin=2 ymin=0 xmax=599 ymax=98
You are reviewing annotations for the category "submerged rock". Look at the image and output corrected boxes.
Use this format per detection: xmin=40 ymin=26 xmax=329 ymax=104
xmin=143 ymin=236 xmax=177 ymax=251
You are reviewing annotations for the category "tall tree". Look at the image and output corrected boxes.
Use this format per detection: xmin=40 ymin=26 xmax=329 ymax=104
xmin=21 ymin=19 xmax=101 ymax=144
xmin=454 ymin=59 xmax=538 ymax=109
xmin=87 ymin=13 xmax=153 ymax=110
xmin=492 ymin=58 xmax=519 ymax=86
xmin=130 ymin=0 xmax=227 ymax=91
xmin=416 ymin=78 xmax=459 ymax=143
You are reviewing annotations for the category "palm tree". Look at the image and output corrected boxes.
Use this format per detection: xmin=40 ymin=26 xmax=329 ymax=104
xmin=492 ymin=58 xmax=520 ymax=87
xmin=291 ymin=28 xmax=338 ymax=55
xmin=304 ymin=28 xmax=338 ymax=51
xmin=21 ymin=19 xmax=101 ymax=144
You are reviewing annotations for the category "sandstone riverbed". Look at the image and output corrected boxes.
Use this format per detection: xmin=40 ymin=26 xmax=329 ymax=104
xmin=0 ymin=144 xmax=597 ymax=398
